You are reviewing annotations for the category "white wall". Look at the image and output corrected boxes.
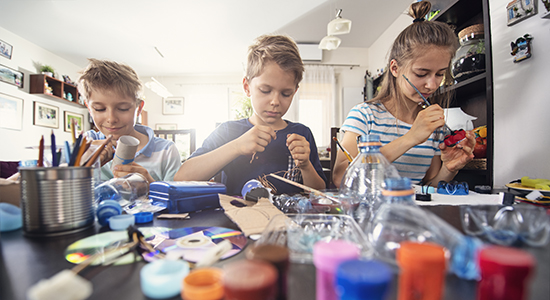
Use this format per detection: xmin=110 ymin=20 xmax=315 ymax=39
xmin=0 ymin=26 xmax=89 ymax=161
xmin=489 ymin=0 xmax=550 ymax=187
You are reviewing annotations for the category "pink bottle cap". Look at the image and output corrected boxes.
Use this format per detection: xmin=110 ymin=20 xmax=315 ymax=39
xmin=313 ymin=240 xmax=361 ymax=273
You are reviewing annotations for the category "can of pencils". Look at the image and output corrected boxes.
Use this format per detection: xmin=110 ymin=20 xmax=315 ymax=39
xmin=19 ymin=166 xmax=94 ymax=236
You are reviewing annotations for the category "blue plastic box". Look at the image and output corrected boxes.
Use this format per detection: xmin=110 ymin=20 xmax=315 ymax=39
xmin=149 ymin=181 xmax=226 ymax=213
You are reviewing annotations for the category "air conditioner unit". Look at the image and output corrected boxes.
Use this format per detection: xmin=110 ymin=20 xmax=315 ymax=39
xmin=297 ymin=43 xmax=323 ymax=61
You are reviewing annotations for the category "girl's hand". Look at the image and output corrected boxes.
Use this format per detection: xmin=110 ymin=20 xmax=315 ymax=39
xmin=287 ymin=133 xmax=312 ymax=169
xmin=234 ymin=125 xmax=277 ymax=156
xmin=407 ymin=105 xmax=446 ymax=145
xmin=113 ymin=162 xmax=155 ymax=183
xmin=440 ymin=130 xmax=475 ymax=172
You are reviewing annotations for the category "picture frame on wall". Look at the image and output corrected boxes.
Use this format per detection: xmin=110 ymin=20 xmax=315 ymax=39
xmin=0 ymin=39 xmax=13 ymax=59
xmin=0 ymin=92 xmax=23 ymax=131
xmin=0 ymin=64 xmax=24 ymax=88
xmin=155 ymin=123 xmax=178 ymax=130
xmin=507 ymin=0 xmax=537 ymax=26
xmin=33 ymin=101 xmax=59 ymax=128
xmin=64 ymin=111 xmax=84 ymax=132
xmin=163 ymin=97 xmax=184 ymax=115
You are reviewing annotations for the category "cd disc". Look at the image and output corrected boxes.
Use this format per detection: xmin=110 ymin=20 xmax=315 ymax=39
xmin=64 ymin=227 xmax=172 ymax=265
xmin=143 ymin=226 xmax=247 ymax=263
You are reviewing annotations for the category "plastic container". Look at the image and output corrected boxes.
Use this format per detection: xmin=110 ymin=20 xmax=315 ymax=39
xmin=339 ymin=135 xmax=395 ymax=225
xmin=182 ymin=268 xmax=224 ymax=300
xmin=367 ymin=202 xmax=482 ymax=280
xmin=94 ymin=173 xmax=149 ymax=206
xmin=477 ymin=246 xmax=535 ymax=300
xmin=96 ymin=200 xmax=122 ymax=227
xmin=461 ymin=204 xmax=550 ymax=247
xmin=254 ymin=214 xmax=371 ymax=263
xmin=313 ymin=240 xmax=361 ymax=300
xmin=246 ymin=244 xmax=289 ymax=300
xmin=452 ymin=24 xmax=485 ymax=82
xmin=335 ymin=259 xmax=392 ymax=300
xmin=397 ymin=242 xmax=446 ymax=300
xmin=140 ymin=259 xmax=189 ymax=299
xmin=223 ymin=260 xmax=278 ymax=300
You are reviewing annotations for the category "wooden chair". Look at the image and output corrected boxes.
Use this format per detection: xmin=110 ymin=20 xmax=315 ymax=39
xmin=153 ymin=129 xmax=196 ymax=162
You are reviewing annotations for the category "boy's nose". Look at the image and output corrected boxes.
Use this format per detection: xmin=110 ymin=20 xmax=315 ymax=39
xmin=270 ymin=94 xmax=281 ymax=106
xmin=106 ymin=110 xmax=117 ymax=124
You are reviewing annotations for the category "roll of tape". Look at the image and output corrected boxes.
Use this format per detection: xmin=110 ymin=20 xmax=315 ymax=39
xmin=140 ymin=259 xmax=189 ymax=299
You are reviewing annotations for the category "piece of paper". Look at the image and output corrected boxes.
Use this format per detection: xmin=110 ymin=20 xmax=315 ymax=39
xmin=218 ymin=194 xmax=286 ymax=237
xmin=416 ymin=191 xmax=504 ymax=206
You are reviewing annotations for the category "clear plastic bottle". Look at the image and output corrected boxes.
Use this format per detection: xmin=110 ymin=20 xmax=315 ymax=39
xmin=338 ymin=135 xmax=393 ymax=224
xmin=366 ymin=178 xmax=482 ymax=280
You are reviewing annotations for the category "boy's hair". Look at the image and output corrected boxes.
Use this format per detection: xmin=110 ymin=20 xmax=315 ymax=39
xmin=372 ymin=0 xmax=458 ymax=108
xmin=78 ymin=58 xmax=143 ymax=104
xmin=245 ymin=34 xmax=304 ymax=86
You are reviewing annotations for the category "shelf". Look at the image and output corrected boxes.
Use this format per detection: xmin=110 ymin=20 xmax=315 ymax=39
xmin=431 ymin=0 xmax=484 ymax=31
xmin=29 ymin=74 xmax=84 ymax=108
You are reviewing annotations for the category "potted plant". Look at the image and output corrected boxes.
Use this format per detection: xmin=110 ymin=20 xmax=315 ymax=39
xmin=40 ymin=65 xmax=55 ymax=78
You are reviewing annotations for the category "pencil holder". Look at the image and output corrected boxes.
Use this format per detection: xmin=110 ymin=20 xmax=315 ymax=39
xmin=19 ymin=166 xmax=95 ymax=236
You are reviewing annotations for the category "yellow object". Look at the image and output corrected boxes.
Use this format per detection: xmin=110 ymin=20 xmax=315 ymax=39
xmin=521 ymin=176 xmax=550 ymax=190
xmin=474 ymin=125 xmax=487 ymax=138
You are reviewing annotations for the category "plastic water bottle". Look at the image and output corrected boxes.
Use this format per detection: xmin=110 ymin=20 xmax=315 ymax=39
xmin=339 ymin=135 xmax=393 ymax=225
xmin=367 ymin=178 xmax=482 ymax=280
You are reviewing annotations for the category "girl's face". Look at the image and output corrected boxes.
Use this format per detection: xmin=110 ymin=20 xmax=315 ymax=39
xmin=392 ymin=46 xmax=452 ymax=106
xmin=86 ymin=89 xmax=143 ymax=140
xmin=243 ymin=61 xmax=298 ymax=129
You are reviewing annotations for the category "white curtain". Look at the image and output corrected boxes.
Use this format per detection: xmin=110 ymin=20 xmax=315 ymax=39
xmin=288 ymin=65 xmax=336 ymax=148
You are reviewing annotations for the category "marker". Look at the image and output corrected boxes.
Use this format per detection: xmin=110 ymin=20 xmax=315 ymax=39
xmin=51 ymin=130 xmax=57 ymax=167
xmin=38 ymin=135 xmax=44 ymax=167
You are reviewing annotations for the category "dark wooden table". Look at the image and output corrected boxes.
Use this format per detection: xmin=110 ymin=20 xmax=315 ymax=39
xmin=1 ymin=206 xmax=549 ymax=300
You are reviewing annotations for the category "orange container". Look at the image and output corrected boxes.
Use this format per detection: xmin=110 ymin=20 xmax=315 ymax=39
xmin=397 ymin=242 xmax=446 ymax=300
xmin=182 ymin=268 xmax=224 ymax=300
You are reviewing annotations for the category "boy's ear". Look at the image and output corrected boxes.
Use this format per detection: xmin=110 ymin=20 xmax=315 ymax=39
xmin=389 ymin=59 xmax=399 ymax=78
xmin=242 ymin=77 xmax=251 ymax=97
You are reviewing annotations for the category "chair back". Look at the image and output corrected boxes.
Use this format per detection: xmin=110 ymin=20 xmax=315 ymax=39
xmin=154 ymin=129 xmax=196 ymax=162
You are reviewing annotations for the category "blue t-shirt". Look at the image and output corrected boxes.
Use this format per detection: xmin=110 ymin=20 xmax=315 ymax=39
xmin=190 ymin=119 xmax=326 ymax=195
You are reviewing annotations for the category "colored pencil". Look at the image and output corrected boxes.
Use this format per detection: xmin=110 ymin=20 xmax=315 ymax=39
xmin=51 ymin=130 xmax=57 ymax=167
xmin=37 ymin=135 xmax=44 ymax=167
xmin=84 ymin=135 xmax=113 ymax=167
xmin=69 ymin=134 xmax=83 ymax=166
xmin=71 ymin=118 xmax=76 ymax=145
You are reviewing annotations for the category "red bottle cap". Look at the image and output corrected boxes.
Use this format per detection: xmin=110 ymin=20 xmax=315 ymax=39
xmin=478 ymin=246 xmax=534 ymax=279
xmin=223 ymin=259 xmax=278 ymax=300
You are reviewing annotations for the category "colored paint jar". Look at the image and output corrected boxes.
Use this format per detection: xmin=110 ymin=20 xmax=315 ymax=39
xmin=182 ymin=268 xmax=224 ymax=300
xmin=396 ymin=242 xmax=446 ymax=300
xmin=223 ymin=259 xmax=278 ymax=300
xmin=335 ymin=259 xmax=392 ymax=300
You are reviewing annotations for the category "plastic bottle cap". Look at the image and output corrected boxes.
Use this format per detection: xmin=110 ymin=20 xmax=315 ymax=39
xmin=134 ymin=212 xmax=153 ymax=224
xmin=336 ymin=259 xmax=392 ymax=299
xmin=223 ymin=260 xmax=278 ymax=300
xmin=397 ymin=242 xmax=446 ymax=271
xmin=313 ymin=240 xmax=361 ymax=273
xmin=140 ymin=259 xmax=189 ymax=299
xmin=96 ymin=200 xmax=122 ymax=227
xmin=478 ymin=246 xmax=534 ymax=278
xmin=182 ymin=268 xmax=224 ymax=300
xmin=0 ymin=203 xmax=23 ymax=232
xmin=108 ymin=214 xmax=135 ymax=231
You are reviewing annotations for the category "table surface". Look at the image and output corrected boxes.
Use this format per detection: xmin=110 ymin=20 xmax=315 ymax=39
xmin=1 ymin=205 xmax=549 ymax=300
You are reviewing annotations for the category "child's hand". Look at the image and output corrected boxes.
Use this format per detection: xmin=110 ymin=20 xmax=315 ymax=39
xmin=91 ymin=138 xmax=117 ymax=166
xmin=440 ymin=130 xmax=475 ymax=172
xmin=287 ymin=133 xmax=311 ymax=169
xmin=235 ymin=125 xmax=277 ymax=156
xmin=113 ymin=162 xmax=155 ymax=183
xmin=407 ymin=105 xmax=446 ymax=145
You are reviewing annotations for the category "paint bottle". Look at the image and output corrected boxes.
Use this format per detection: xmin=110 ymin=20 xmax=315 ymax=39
xmin=335 ymin=259 xmax=392 ymax=300
xmin=223 ymin=259 xmax=278 ymax=300
xmin=245 ymin=244 xmax=290 ymax=300
xmin=182 ymin=268 xmax=224 ymax=300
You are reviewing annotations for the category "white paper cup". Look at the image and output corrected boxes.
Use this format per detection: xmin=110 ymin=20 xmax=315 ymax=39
xmin=111 ymin=136 xmax=139 ymax=172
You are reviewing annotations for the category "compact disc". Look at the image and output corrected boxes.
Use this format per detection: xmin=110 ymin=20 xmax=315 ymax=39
xmin=142 ymin=226 xmax=247 ymax=263
xmin=64 ymin=227 xmax=171 ymax=266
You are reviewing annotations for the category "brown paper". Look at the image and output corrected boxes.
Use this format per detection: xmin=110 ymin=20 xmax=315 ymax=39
xmin=0 ymin=179 xmax=21 ymax=206
xmin=218 ymin=194 xmax=286 ymax=237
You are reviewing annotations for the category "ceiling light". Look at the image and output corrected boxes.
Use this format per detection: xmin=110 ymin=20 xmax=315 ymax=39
xmin=145 ymin=77 xmax=173 ymax=98
xmin=327 ymin=9 xmax=352 ymax=35
xmin=318 ymin=35 xmax=341 ymax=50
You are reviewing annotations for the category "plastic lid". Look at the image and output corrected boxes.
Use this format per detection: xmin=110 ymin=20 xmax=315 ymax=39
xmin=336 ymin=259 xmax=392 ymax=299
xmin=245 ymin=244 xmax=290 ymax=264
xmin=478 ymin=246 xmax=534 ymax=278
xmin=0 ymin=203 xmax=22 ymax=232
xmin=313 ymin=240 xmax=361 ymax=272
xmin=140 ymin=259 xmax=189 ymax=299
xmin=134 ymin=212 xmax=153 ymax=224
xmin=384 ymin=177 xmax=412 ymax=191
xmin=397 ymin=242 xmax=446 ymax=271
xmin=96 ymin=200 xmax=122 ymax=227
xmin=108 ymin=214 xmax=135 ymax=231
xmin=223 ymin=260 xmax=277 ymax=300
xmin=182 ymin=268 xmax=224 ymax=300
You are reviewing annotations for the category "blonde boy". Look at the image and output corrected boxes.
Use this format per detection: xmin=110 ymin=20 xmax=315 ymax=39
xmin=174 ymin=35 xmax=326 ymax=195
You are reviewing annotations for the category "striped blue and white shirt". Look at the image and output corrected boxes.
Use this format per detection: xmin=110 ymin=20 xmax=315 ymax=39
xmin=341 ymin=102 xmax=445 ymax=184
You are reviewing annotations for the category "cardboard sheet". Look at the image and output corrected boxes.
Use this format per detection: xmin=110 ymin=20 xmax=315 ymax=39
xmin=218 ymin=194 xmax=286 ymax=237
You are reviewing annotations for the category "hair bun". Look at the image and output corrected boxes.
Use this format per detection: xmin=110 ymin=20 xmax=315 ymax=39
xmin=413 ymin=17 xmax=425 ymax=23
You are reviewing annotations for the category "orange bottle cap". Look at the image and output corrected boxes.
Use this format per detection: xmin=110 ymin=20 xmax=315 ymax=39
xmin=182 ymin=268 xmax=224 ymax=300
xmin=397 ymin=242 xmax=446 ymax=271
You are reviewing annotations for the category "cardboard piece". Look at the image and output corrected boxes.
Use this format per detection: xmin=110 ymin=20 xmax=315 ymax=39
xmin=218 ymin=194 xmax=286 ymax=237
xmin=0 ymin=179 xmax=20 ymax=207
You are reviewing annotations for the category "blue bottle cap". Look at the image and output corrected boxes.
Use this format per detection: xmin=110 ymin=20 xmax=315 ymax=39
xmin=336 ymin=259 xmax=392 ymax=300
xmin=384 ymin=177 xmax=412 ymax=191
xmin=108 ymin=214 xmax=135 ymax=231
xmin=134 ymin=212 xmax=153 ymax=224
xmin=0 ymin=203 xmax=22 ymax=232
xmin=140 ymin=259 xmax=190 ymax=299
xmin=358 ymin=134 xmax=380 ymax=143
xmin=96 ymin=200 xmax=122 ymax=227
